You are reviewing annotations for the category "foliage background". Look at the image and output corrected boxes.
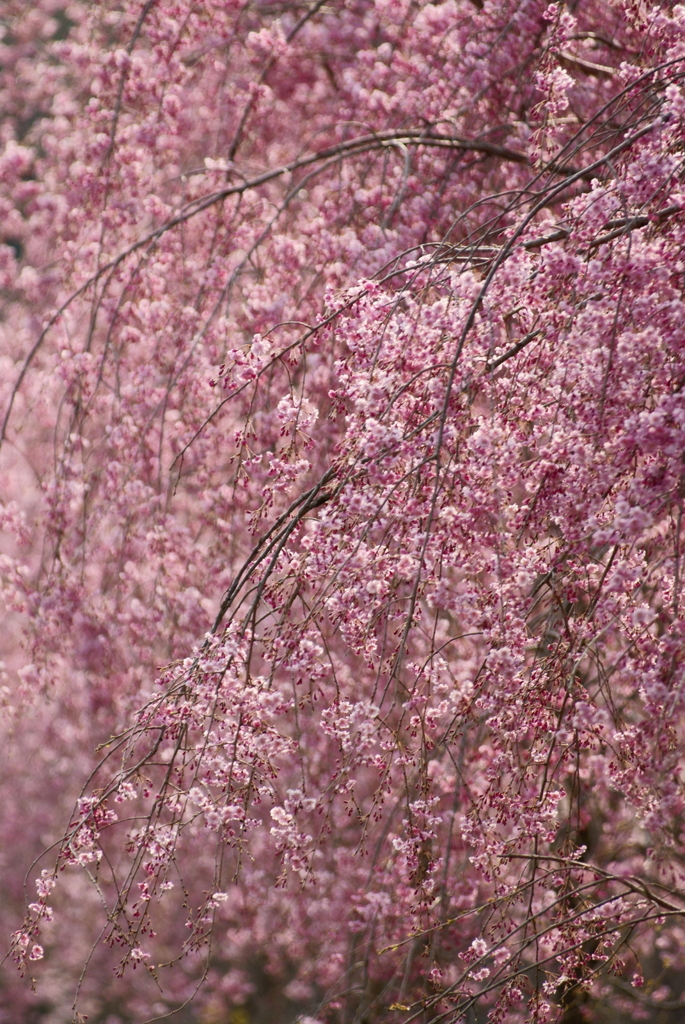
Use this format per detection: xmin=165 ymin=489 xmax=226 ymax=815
xmin=2 ymin=1 xmax=685 ymax=1022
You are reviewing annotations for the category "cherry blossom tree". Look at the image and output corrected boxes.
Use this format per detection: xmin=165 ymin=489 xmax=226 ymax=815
xmin=2 ymin=1 xmax=685 ymax=1022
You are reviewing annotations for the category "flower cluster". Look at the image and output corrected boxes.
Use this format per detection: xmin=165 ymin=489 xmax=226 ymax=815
xmin=2 ymin=1 xmax=685 ymax=1022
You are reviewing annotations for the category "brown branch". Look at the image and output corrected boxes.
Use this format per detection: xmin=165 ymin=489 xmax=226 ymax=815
xmin=523 ymin=227 xmax=571 ymax=249
xmin=588 ymin=202 xmax=683 ymax=248
xmin=485 ymin=329 xmax=543 ymax=372
xmin=559 ymin=50 xmax=614 ymax=78
xmin=522 ymin=203 xmax=682 ymax=252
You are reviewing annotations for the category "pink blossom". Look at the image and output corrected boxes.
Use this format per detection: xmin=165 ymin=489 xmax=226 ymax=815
xmin=1 ymin=1 xmax=685 ymax=1021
